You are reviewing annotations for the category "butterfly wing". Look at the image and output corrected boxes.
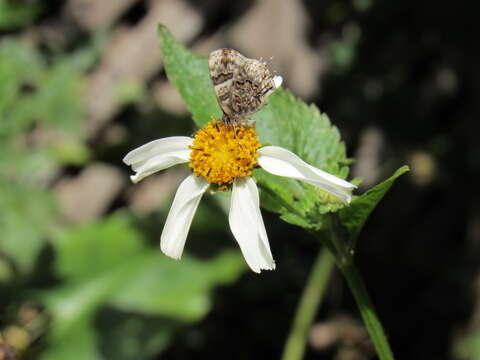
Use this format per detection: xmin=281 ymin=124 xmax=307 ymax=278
xmin=208 ymin=48 xmax=283 ymax=124
xmin=208 ymin=49 xmax=246 ymax=119
xmin=230 ymin=60 xmax=281 ymax=119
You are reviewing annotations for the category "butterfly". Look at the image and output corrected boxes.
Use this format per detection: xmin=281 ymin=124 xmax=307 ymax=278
xmin=208 ymin=48 xmax=283 ymax=126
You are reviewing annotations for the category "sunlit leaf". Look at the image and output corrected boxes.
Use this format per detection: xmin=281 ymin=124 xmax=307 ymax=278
xmin=158 ymin=25 xmax=221 ymax=127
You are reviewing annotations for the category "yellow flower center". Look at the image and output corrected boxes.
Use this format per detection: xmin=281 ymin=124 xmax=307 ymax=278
xmin=189 ymin=121 xmax=261 ymax=186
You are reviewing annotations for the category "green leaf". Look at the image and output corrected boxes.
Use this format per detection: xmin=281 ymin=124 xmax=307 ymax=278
xmin=95 ymin=309 xmax=175 ymax=360
xmin=157 ymin=25 xmax=352 ymax=230
xmin=339 ymin=166 xmax=409 ymax=246
xmin=0 ymin=38 xmax=94 ymax=187
xmin=0 ymin=182 xmax=57 ymax=275
xmin=0 ymin=38 xmax=43 ymax=137
xmin=453 ymin=328 xmax=480 ymax=359
xmin=40 ymin=214 xmax=245 ymax=359
xmin=40 ymin=317 xmax=102 ymax=360
xmin=0 ymin=0 xmax=41 ymax=29
xmin=109 ymin=251 xmax=244 ymax=320
xmin=0 ymin=38 xmax=84 ymax=136
xmin=158 ymin=25 xmax=221 ymax=127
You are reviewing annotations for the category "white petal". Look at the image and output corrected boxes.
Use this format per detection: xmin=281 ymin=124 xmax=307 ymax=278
xmin=257 ymin=146 xmax=356 ymax=204
xmin=273 ymin=75 xmax=283 ymax=89
xmin=123 ymin=137 xmax=193 ymax=183
xmin=123 ymin=137 xmax=192 ymax=165
xmin=160 ymin=174 xmax=209 ymax=260
xmin=229 ymin=177 xmax=275 ymax=273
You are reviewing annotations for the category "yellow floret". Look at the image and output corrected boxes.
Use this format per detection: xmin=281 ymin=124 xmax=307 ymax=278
xmin=189 ymin=121 xmax=261 ymax=186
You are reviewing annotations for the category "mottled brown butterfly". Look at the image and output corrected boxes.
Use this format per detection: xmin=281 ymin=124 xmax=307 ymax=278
xmin=208 ymin=48 xmax=282 ymax=126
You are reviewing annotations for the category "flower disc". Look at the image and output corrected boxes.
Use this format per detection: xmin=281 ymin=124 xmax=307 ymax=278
xmin=189 ymin=122 xmax=261 ymax=185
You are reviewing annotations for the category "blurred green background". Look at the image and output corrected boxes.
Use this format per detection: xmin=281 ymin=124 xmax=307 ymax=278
xmin=1 ymin=0 xmax=480 ymax=359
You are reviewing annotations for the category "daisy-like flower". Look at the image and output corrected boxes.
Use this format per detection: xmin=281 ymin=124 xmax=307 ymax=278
xmin=123 ymin=122 xmax=355 ymax=273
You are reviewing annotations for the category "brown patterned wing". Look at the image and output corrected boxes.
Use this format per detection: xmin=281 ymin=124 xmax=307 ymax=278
xmin=229 ymin=59 xmax=280 ymax=120
xmin=209 ymin=48 xmax=283 ymax=125
xmin=208 ymin=48 xmax=246 ymax=119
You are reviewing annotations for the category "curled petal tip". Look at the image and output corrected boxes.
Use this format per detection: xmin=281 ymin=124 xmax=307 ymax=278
xmin=130 ymin=175 xmax=140 ymax=184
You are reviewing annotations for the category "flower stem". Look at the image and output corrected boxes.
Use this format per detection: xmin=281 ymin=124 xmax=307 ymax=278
xmin=281 ymin=249 xmax=335 ymax=360
xmin=339 ymin=263 xmax=395 ymax=360
xmin=282 ymin=213 xmax=395 ymax=360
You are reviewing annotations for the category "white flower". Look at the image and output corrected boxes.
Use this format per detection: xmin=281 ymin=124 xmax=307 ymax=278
xmin=123 ymin=123 xmax=355 ymax=273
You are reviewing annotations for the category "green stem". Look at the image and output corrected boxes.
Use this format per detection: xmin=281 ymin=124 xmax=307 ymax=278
xmin=339 ymin=263 xmax=395 ymax=360
xmin=282 ymin=214 xmax=394 ymax=360
xmin=281 ymin=249 xmax=336 ymax=360
xmin=326 ymin=214 xmax=394 ymax=358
